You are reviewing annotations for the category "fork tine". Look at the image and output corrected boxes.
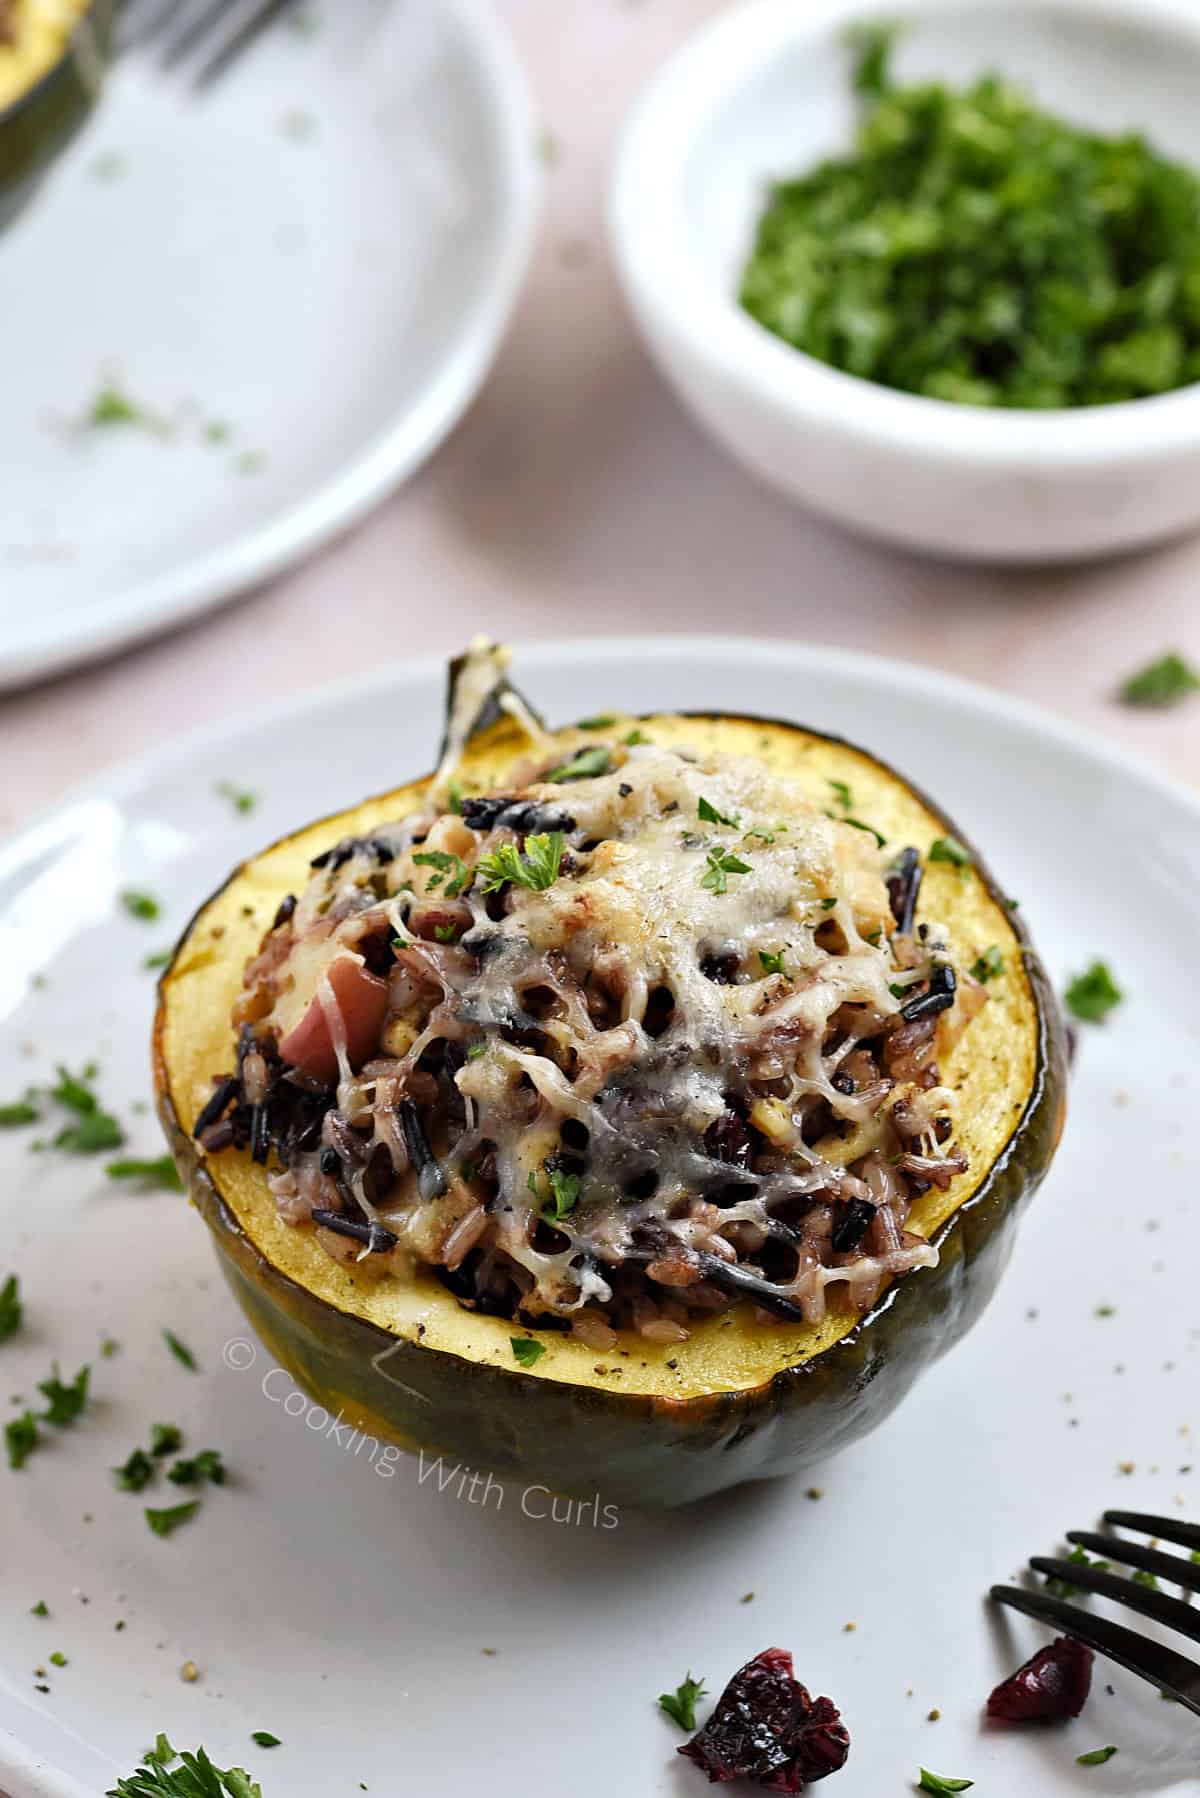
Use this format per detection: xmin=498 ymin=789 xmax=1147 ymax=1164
xmin=1031 ymin=1557 xmax=1200 ymax=1644
xmin=157 ymin=0 xmax=235 ymax=67
xmin=117 ymin=0 xmax=182 ymax=49
xmin=1066 ymin=1530 xmax=1200 ymax=1594
xmin=191 ymin=0 xmax=304 ymax=90
xmin=989 ymin=1585 xmax=1200 ymax=1714
xmin=1104 ymin=1511 xmax=1200 ymax=1553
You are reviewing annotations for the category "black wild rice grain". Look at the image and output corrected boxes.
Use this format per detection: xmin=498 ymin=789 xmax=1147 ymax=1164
xmin=399 ymin=1100 xmax=447 ymax=1201
xmin=460 ymin=797 xmax=575 ymax=835
xmin=886 ymin=847 xmax=922 ymax=934
xmin=832 ymin=1198 xmax=876 ymax=1254
xmin=192 ymin=1076 xmax=238 ymax=1140
xmin=900 ymin=961 xmax=957 ymax=1023
xmin=310 ymin=1208 xmax=397 ymax=1253
xmin=695 ymin=1253 xmax=807 ymax=1321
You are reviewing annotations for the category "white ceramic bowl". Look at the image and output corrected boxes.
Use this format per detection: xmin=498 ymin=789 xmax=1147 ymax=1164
xmin=610 ymin=0 xmax=1200 ymax=563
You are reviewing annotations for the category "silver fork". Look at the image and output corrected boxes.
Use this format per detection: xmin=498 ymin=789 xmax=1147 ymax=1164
xmin=118 ymin=0 xmax=307 ymax=89
xmin=992 ymin=1510 xmax=1200 ymax=1715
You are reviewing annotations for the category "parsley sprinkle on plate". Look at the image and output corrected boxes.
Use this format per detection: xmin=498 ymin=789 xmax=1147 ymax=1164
xmin=659 ymin=1672 xmax=707 ymax=1732
xmin=1065 ymin=961 xmax=1123 ymax=1024
xmin=250 ymin=1733 xmax=282 ymax=1749
xmin=0 ymin=1273 xmax=21 ymax=1343
xmin=918 ymin=1774 xmax=974 ymax=1794
xmin=144 ymin=1500 xmax=201 ymax=1538
xmin=163 ymin=1331 xmax=198 ymax=1371
xmin=1119 ymin=652 xmax=1200 ymax=708
xmin=106 ymin=1156 xmax=184 ymax=1192
xmin=38 ymin=1363 xmax=91 ymax=1426
xmin=120 ymin=890 xmax=162 ymax=922
xmin=1077 ymin=1746 xmax=1118 ymax=1767
xmin=107 ymin=1742 xmax=263 ymax=1796
xmin=510 ymin=1337 xmax=546 ymax=1368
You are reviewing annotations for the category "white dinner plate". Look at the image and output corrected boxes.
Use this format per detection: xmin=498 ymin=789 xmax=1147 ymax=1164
xmin=0 ymin=638 xmax=1196 ymax=1797
xmin=0 ymin=0 xmax=537 ymax=692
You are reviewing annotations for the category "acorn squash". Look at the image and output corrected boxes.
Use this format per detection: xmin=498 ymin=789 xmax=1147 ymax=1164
xmin=0 ymin=0 xmax=114 ymax=231
xmin=154 ymin=662 xmax=1067 ymax=1508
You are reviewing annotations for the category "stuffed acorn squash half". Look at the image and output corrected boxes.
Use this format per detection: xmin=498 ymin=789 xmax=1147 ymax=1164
xmin=155 ymin=643 xmax=1067 ymax=1507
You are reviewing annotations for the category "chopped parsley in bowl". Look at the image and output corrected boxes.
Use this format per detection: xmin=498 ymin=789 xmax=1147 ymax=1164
xmin=610 ymin=0 xmax=1200 ymax=560
xmin=741 ymin=27 xmax=1200 ymax=410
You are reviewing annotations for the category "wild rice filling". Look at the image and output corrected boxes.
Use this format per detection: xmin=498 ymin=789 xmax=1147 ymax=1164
xmin=195 ymin=731 xmax=983 ymax=1352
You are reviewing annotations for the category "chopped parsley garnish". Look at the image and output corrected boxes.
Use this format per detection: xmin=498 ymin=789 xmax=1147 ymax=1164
xmin=163 ymin=1330 xmax=198 ymax=1371
xmin=412 ymin=850 xmax=470 ymax=897
xmin=917 ymin=1774 xmax=974 ymax=1795
xmin=49 ymin=1650 xmax=68 ymax=1668
xmin=250 ymin=1734 xmax=281 ymax=1749
xmin=107 ymin=1743 xmax=263 ymax=1796
xmin=623 ymin=729 xmax=650 ymax=747
xmin=115 ymin=1448 xmax=156 ymax=1491
xmin=529 ymin=1166 xmax=580 ymax=1222
xmin=701 ymin=848 xmax=751 ymax=894
xmin=1045 ymin=1543 xmax=1109 ymax=1598
xmin=758 ymin=949 xmax=786 ymax=976
xmin=47 ymin=1065 xmax=125 ymax=1154
xmin=50 ymin=1064 xmax=97 ymax=1112
xmin=1131 ymin=1568 xmax=1159 ymax=1590
xmin=151 ymin=1422 xmax=183 ymax=1457
xmin=477 ymin=831 xmax=565 ymax=894
xmin=576 ymin=714 xmax=616 ymax=731
xmin=6 ymin=1410 xmax=39 ymax=1470
xmin=107 ymin=1156 xmax=184 ymax=1191
xmin=0 ymin=1099 xmax=38 ymax=1127
xmin=510 ymin=1337 xmax=546 ymax=1368
xmin=87 ymin=385 xmax=153 ymax=430
xmin=101 ymin=1336 xmax=121 ymax=1358
xmin=741 ymin=36 xmax=1200 ymax=410
xmin=121 ymin=889 xmax=162 ymax=922
xmin=1077 ymin=1747 xmax=1118 ymax=1766
xmin=31 ymin=1600 xmax=49 ymax=1617
xmin=827 ymin=779 xmax=854 ymax=810
xmin=659 ymin=1673 xmax=707 ymax=1732
xmin=698 ymin=796 xmax=740 ymax=828
xmin=466 ymin=1042 xmax=488 ymax=1060
xmin=433 ymin=923 xmax=458 ymax=943
xmin=1120 ymin=652 xmax=1200 ymax=708
xmin=1065 ymin=961 xmax=1123 ymax=1024
xmin=56 ymin=1111 xmax=124 ymax=1153
xmin=970 ymin=945 xmax=1004 ymax=983
xmin=0 ymin=1273 xmax=21 ymax=1343
xmin=143 ymin=950 xmax=172 ymax=972
xmin=819 ymin=897 xmax=837 ymax=911
xmin=216 ymin=781 xmax=257 ymax=814
xmin=144 ymin=1500 xmax=201 ymax=1538
xmin=39 ymin=1363 xmax=91 ymax=1426
xmin=168 ymin=1449 xmax=225 ymax=1487
xmin=545 ymin=746 xmax=612 ymax=782
xmin=840 ymin=815 xmax=886 ymax=848
xmin=928 ymin=837 xmax=971 ymax=869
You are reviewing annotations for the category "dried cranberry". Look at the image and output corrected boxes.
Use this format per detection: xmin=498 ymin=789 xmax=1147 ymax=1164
xmin=986 ymin=1636 xmax=1093 ymax=1722
xmin=679 ymin=1648 xmax=849 ymax=1791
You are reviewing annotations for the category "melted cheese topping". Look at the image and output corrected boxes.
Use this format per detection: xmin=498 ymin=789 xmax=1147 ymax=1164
xmin=240 ymin=723 xmax=977 ymax=1331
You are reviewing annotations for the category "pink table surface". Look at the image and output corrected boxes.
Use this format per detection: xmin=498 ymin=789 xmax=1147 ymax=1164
xmin=2 ymin=0 xmax=1198 ymax=839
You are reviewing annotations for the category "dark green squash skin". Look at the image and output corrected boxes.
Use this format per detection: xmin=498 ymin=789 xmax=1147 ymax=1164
xmin=0 ymin=0 xmax=115 ymax=230
xmin=155 ymin=715 xmax=1068 ymax=1510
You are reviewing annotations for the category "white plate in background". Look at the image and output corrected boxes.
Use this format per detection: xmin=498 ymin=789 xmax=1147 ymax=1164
xmin=0 ymin=638 xmax=1196 ymax=1796
xmin=0 ymin=0 xmax=537 ymax=691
